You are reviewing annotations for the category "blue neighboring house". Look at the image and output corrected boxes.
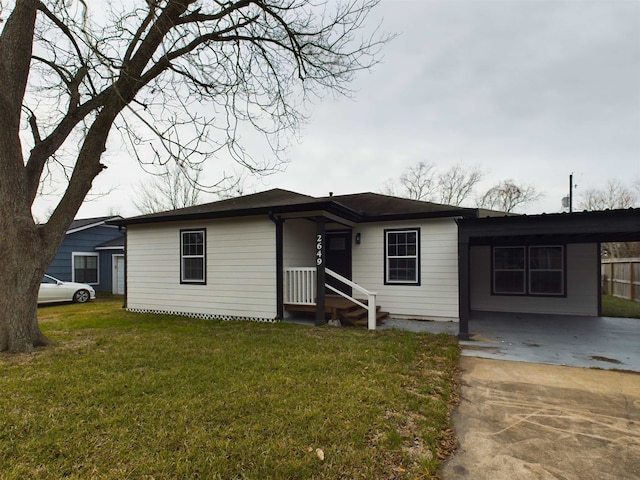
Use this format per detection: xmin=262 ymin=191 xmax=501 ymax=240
xmin=45 ymin=216 xmax=126 ymax=294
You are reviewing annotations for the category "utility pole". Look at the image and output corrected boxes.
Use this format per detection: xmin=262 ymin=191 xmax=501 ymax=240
xmin=569 ymin=173 xmax=573 ymax=213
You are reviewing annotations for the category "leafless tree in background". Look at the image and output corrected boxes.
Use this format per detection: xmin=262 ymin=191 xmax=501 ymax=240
xmin=133 ymin=163 xmax=257 ymax=214
xmin=383 ymin=161 xmax=436 ymax=201
xmin=134 ymin=164 xmax=205 ymax=214
xmin=436 ymin=163 xmax=484 ymax=206
xmin=384 ymin=161 xmax=483 ymax=206
xmin=0 ymin=0 xmax=387 ymax=352
xmin=477 ymin=179 xmax=542 ymax=213
xmin=578 ymin=179 xmax=638 ymax=211
xmin=578 ymin=178 xmax=640 ymax=258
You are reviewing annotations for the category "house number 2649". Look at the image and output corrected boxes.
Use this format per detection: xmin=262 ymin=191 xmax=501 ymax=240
xmin=316 ymin=234 xmax=323 ymax=266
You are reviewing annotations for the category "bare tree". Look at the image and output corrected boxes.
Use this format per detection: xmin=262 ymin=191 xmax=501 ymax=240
xmin=577 ymin=179 xmax=639 ymax=259
xmin=384 ymin=161 xmax=484 ymax=206
xmin=436 ymin=163 xmax=484 ymax=206
xmin=578 ymin=179 xmax=638 ymax=211
xmin=133 ymin=164 xmax=249 ymax=214
xmin=134 ymin=165 xmax=205 ymax=214
xmin=0 ymin=0 xmax=387 ymax=352
xmin=477 ymin=179 xmax=542 ymax=213
xmin=383 ymin=161 xmax=436 ymax=201
xmin=602 ymin=242 xmax=640 ymax=259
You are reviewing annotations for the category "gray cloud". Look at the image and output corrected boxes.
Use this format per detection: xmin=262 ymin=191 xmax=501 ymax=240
xmin=267 ymin=0 xmax=640 ymax=213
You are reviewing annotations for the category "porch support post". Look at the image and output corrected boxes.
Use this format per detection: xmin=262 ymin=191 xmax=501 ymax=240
xmin=458 ymin=233 xmax=471 ymax=340
xmin=123 ymin=228 xmax=128 ymax=309
xmin=597 ymin=241 xmax=603 ymax=316
xmin=315 ymin=217 xmax=327 ymax=326
xmin=270 ymin=213 xmax=285 ymax=320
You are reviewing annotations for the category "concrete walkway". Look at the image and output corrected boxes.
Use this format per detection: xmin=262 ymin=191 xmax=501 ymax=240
xmin=440 ymin=357 xmax=640 ymax=479
xmin=380 ymin=314 xmax=640 ymax=478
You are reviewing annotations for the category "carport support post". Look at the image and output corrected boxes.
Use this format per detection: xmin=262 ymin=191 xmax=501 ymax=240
xmin=315 ymin=217 xmax=327 ymax=326
xmin=458 ymin=235 xmax=471 ymax=340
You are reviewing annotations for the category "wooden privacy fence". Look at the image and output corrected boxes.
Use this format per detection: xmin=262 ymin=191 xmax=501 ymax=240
xmin=602 ymin=258 xmax=640 ymax=302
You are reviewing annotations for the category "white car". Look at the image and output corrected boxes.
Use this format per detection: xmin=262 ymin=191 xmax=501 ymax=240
xmin=39 ymin=274 xmax=96 ymax=304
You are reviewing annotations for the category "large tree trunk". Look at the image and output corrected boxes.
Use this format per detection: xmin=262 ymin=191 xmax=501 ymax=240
xmin=0 ymin=287 xmax=53 ymax=354
xmin=0 ymin=216 xmax=56 ymax=353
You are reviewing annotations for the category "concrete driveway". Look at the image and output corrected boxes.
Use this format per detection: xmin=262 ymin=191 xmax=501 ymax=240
xmin=440 ymin=357 xmax=640 ymax=479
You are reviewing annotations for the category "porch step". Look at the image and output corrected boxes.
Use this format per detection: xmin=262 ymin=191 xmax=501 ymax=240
xmin=339 ymin=307 xmax=389 ymax=327
xmin=284 ymin=295 xmax=389 ymax=328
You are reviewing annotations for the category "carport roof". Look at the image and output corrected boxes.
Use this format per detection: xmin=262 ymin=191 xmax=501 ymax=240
xmin=457 ymin=207 xmax=640 ymax=244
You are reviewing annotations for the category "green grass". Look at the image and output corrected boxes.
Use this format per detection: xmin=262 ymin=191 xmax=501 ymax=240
xmin=602 ymin=294 xmax=640 ymax=319
xmin=0 ymin=301 xmax=459 ymax=479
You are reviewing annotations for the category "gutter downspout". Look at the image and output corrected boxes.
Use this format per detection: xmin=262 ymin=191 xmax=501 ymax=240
xmin=269 ymin=212 xmax=284 ymax=320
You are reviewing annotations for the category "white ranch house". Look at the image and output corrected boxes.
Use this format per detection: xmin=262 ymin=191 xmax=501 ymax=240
xmin=114 ymin=189 xmax=640 ymax=338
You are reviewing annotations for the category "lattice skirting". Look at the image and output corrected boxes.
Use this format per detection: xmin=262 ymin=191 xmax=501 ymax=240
xmin=126 ymin=308 xmax=279 ymax=323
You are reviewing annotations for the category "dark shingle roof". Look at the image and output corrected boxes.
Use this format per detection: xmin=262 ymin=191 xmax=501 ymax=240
xmin=113 ymin=188 xmax=485 ymax=226
xmin=324 ymin=192 xmax=476 ymax=218
xmin=127 ymin=189 xmax=316 ymax=221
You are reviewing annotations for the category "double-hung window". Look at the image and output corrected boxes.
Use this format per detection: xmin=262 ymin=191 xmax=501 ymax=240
xmin=493 ymin=247 xmax=526 ymax=294
xmin=529 ymin=246 xmax=564 ymax=295
xmin=181 ymin=229 xmax=206 ymax=284
xmin=493 ymin=245 xmax=564 ymax=296
xmin=385 ymin=228 xmax=420 ymax=285
xmin=72 ymin=253 xmax=99 ymax=284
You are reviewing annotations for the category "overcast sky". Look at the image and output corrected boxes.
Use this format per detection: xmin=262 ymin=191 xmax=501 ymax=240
xmin=72 ymin=0 xmax=640 ymax=218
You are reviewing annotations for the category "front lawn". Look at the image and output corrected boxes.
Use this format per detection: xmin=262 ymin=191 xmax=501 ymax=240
xmin=0 ymin=301 xmax=459 ymax=479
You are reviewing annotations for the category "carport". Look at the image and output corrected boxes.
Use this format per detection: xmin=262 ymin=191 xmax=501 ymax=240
xmin=457 ymin=208 xmax=640 ymax=345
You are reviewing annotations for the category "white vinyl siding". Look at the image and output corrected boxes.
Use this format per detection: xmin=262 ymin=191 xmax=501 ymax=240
xmin=471 ymin=243 xmax=598 ymax=316
xmin=127 ymin=216 xmax=277 ymax=319
xmin=283 ymin=219 xmax=316 ymax=270
xmin=352 ymin=218 xmax=460 ymax=320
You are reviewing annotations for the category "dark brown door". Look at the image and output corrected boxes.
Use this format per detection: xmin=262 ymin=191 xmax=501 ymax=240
xmin=325 ymin=231 xmax=352 ymax=295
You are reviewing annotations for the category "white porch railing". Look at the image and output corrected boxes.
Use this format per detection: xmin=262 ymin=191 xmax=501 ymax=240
xmin=285 ymin=267 xmax=316 ymax=305
xmin=284 ymin=267 xmax=378 ymax=330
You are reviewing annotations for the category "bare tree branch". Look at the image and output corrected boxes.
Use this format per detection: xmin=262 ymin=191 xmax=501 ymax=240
xmin=477 ymin=179 xmax=542 ymax=213
xmin=0 ymin=0 xmax=389 ymax=352
xmin=578 ymin=179 xmax=638 ymax=211
xmin=436 ymin=162 xmax=484 ymax=206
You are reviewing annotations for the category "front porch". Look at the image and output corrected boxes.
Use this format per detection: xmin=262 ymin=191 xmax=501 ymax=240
xmin=283 ymin=267 xmax=388 ymax=328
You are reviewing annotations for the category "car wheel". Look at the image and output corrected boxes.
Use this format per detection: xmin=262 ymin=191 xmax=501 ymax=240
xmin=73 ymin=289 xmax=90 ymax=303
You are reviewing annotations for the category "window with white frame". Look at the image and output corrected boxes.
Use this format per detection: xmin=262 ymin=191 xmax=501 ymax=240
xmin=492 ymin=245 xmax=564 ymax=296
xmin=72 ymin=253 xmax=99 ymax=284
xmin=385 ymin=228 xmax=420 ymax=285
xmin=180 ymin=229 xmax=206 ymax=284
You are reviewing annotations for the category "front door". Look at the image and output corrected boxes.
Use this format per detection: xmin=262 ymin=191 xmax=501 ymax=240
xmin=112 ymin=254 xmax=125 ymax=295
xmin=325 ymin=231 xmax=352 ymax=295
